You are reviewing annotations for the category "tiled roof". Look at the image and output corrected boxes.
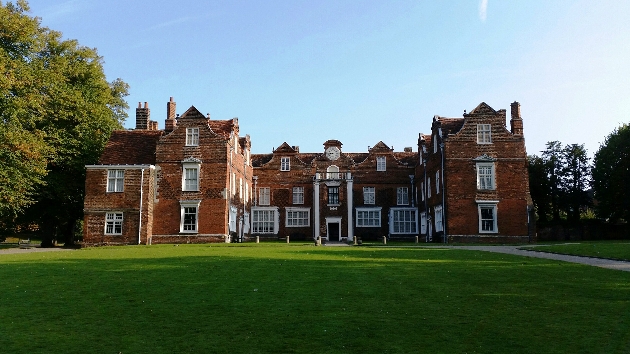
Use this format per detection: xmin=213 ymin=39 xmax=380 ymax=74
xmin=251 ymin=153 xmax=273 ymax=167
xmin=295 ymin=153 xmax=319 ymax=165
xmin=439 ymin=118 xmax=465 ymax=136
xmin=98 ymin=130 xmax=163 ymax=165
xmin=209 ymin=120 xmax=234 ymax=139
xmin=393 ymin=152 xmax=418 ymax=166
xmin=346 ymin=153 xmax=369 ymax=164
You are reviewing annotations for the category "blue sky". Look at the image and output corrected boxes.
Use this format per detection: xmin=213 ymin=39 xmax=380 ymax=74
xmin=24 ymin=0 xmax=630 ymax=156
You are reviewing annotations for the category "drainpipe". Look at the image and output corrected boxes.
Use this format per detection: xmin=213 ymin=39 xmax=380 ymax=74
xmin=138 ymin=167 xmax=145 ymax=245
xmin=440 ymin=141 xmax=446 ymax=244
xmin=423 ymin=152 xmax=429 ymax=242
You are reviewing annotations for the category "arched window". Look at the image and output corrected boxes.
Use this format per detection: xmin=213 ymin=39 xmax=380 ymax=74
xmin=326 ymin=165 xmax=339 ymax=179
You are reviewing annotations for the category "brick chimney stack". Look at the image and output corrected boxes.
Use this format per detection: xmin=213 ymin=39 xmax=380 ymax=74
xmin=510 ymin=101 xmax=523 ymax=136
xmin=165 ymin=97 xmax=177 ymax=133
xmin=135 ymin=102 xmax=150 ymax=130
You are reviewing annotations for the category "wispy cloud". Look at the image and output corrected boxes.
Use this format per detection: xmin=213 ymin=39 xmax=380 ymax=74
xmin=479 ymin=0 xmax=488 ymax=22
xmin=145 ymin=16 xmax=197 ymax=32
xmin=40 ymin=0 xmax=84 ymax=22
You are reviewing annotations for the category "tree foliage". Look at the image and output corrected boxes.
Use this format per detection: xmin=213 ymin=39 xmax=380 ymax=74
xmin=0 ymin=1 xmax=129 ymax=244
xmin=529 ymin=141 xmax=591 ymax=223
xmin=592 ymin=124 xmax=630 ymax=222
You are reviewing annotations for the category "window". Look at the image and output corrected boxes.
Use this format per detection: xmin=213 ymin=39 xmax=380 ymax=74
xmin=245 ymin=182 xmax=249 ymax=202
xmin=107 ymin=170 xmax=124 ymax=192
xmin=252 ymin=207 xmax=278 ymax=234
xmin=421 ymin=182 xmax=425 ymax=201
xmin=280 ymin=157 xmax=290 ymax=171
xmin=239 ymin=178 xmax=243 ymax=199
xmin=356 ymin=208 xmax=381 ymax=227
xmin=420 ymin=212 xmax=427 ymax=235
xmin=326 ymin=165 xmax=339 ymax=179
xmin=363 ymin=187 xmax=375 ymax=204
xmin=186 ymin=128 xmax=199 ymax=146
xmin=183 ymin=167 xmax=199 ymax=191
xmin=180 ymin=200 xmax=200 ymax=233
xmin=376 ymin=156 xmax=386 ymax=171
xmin=229 ymin=206 xmax=237 ymax=232
xmin=104 ymin=212 xmax=123 ymax=235
xmin=427 ymin=178 xmax=432 ymax=198
xmin=292 ymin=187 xmax=304 ymax=204
xmin=328 ymin=186 xmax=339 ymax=205
xmin=436 ymin=171 xmax=440 ymax=194
xmin=434 ymin=206 xmax=443 ymax=232
xmin=397 ymin=187 xmax=408 ymax=205
xmin=477 ymin=124 xmax=491 ymax=144
xmin=391 ymin=209 xmax=417 ymax=234
xmin=478 ymin=204 xmax=498 ymax=233
xmin=259 ymin=187 xmax=270 ymax=205
xmin=477 ymin=163 xmax=495 ymax=190
xmin=286 ymin=208 xmax=310 ymax=227
xmin=434 ymin=137 xmax=438 ymax=153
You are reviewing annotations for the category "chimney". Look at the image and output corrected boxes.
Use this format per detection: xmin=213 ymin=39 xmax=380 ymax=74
xmin=165 ymin=97 xmax=177 ymax=132
xmin=149 ymin=121 xmax=158 ymax=130
xmin=135 ymin=102 xmax=150 ymax=130
xmin=510 ymin=101 xmax=523 ymax=136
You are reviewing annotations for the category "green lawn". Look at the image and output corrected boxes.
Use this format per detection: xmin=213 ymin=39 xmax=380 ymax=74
xmin=1 ymin=243 xmax=629 ymax=354
xmin=525 ymin=241 xmax=630 ymax=261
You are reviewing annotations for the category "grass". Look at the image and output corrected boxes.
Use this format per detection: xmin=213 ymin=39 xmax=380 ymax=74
xmin=525 ymin=241 xmax=630 ymax=261
xmin=1 ymin=243 xmax=629 ymax=353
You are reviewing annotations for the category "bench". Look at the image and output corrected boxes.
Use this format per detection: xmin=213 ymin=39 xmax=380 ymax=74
xmin=18 ymin=239 xmax=35 ymax=249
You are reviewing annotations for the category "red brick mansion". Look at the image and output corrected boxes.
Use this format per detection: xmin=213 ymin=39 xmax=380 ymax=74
xmin=83 ymin=98 xmax=533 ymax=246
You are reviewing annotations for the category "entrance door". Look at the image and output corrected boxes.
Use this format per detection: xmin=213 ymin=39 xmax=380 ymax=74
xmin=327 ymin=222 xmax=340 ymax=241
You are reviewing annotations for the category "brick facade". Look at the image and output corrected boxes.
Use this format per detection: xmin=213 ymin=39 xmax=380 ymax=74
xmin=83 ymin=99 xmax=533 ymax=246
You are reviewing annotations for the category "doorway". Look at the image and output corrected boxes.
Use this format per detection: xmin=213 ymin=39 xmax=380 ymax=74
xmin=327 ymin=222 xmax=340 ymax=241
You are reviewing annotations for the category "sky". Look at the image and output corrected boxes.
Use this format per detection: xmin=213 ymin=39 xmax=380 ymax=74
xmin=22 ymin=0 xmax=630 ymax=156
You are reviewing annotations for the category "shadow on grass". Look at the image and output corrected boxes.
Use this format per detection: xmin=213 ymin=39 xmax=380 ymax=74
xmin=0 ymin=244 xmax=629 ymax=354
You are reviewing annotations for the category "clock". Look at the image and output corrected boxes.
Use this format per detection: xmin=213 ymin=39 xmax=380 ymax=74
xmin=325 ymin=146 xmax=340 ymax=161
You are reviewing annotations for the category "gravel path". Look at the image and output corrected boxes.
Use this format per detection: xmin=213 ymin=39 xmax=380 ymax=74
xmin=0 ymin=247 xmax=75 ymax=255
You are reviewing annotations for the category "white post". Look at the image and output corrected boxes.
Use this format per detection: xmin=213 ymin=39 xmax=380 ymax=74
xmin=346 ymin=172 xmax=353 ymax=242
xmin=313 ymin=180 xmax=320 ymax=240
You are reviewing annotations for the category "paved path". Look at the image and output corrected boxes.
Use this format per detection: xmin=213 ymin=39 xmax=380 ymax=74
xmin=0 ymin=247 xmax=75 ymax=255
xmin=451 ymin=245 xmax=630 ymax=272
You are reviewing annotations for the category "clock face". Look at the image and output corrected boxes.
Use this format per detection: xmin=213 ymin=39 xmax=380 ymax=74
xmin=325 ymin=146 xmax=340 ymax=161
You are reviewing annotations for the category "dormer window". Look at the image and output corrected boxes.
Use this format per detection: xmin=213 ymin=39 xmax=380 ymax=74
xmin=376 ymin=156 xmax=386 ymax=171
xmin=186 ymin=128 xmax=199 ymax=146
xmin=281 ymin=157 xmax=290 ymax=171
xmin=477 ymin=124 xmax=491 ymax=144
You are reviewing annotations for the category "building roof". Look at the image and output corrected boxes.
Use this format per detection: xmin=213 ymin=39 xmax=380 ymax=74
xmin=209 ymin=120 xmax=234 ymax=139
xmin=438 ymin=118 xmax=465 ymax=136
xmin=98 ymin=130 xmax=163 ymax=165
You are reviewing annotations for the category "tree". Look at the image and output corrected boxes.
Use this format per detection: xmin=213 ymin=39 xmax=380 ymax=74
xmin=592 ymin=124 xmax=630 ymax=222
xmin=527 ymin=154 xmax=551 ymax=223
xmin=529 ymin=141 xmax=592 ymax=224
xmin=541 ymin=141 xmax=564 ymax=222
xmin=0 ymin=1 xmax=129 ymax=245
xmin=560 ymin=144 xmax=590 ymax=223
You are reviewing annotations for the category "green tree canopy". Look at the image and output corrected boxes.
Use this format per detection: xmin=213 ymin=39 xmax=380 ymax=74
xmin=0 ymin=0 xmax=129 ymax=244
xmin=592 ymin=124 xmax=630 ymax=222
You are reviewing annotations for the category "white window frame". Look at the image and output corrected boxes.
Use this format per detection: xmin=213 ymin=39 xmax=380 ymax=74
xmin=376 ymin=156 xmax=386 ymax=171
xmin=427 ymin=178 xmax=432 ymax=198
xmin=243 ymin=212 xmax=250 ymax=234
xmin=280 ymin=157 xmax=290 ymax=171
xmin=478 ymin=203 xmax=498 ymax=233
xmin=328 ymin=186 xmax=340 ymax=205
xmin=390 ymin=208 xmax=418 ymax=234
xmin=259 ymin=187 xmax=270 ymax=206
xmin=363 ymin=187 xmax=375 ymax=205
xmin=107 ymin=169 xmax=124 ymax=192
xmin=292 ymin=187 xmax=304 ymax=204
xmin=180 ymin=200 xmax=200 ymax=233
xmin=420 ymin=212 xmax=427 ymax=235
xmin=397 ymin=187 xmax=408 ymax=205
xmin=356 ymin=207 xmax=381 ymax=227
xmin=251 ymin=207 xmax=279 ymax=234
xmin=421 ymin=182 xmax=425 ymax=201
xmin=229 ymin=206 xmax=237 ymax=232
xmin=286 ymin=207 xmax=310 ymax=227
xmin=104 ymin=212 xmax=123 ymax=235
xmin=434 ymin=205 xmax=444 ymax=232
xmin=436 ymin=171 xmax=440 ymax=194
xmin=182 ymin=164 xmax=200 ymax=191
xmin=434 ymin=137 xmax=438 ymax=153
xmin=477 ymin=124 xmax=492 ymax=144
xmin=476 ymin=163 xmax=495 ymax=190
xmin=186 ymin=127 xmax=199 ymax=146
